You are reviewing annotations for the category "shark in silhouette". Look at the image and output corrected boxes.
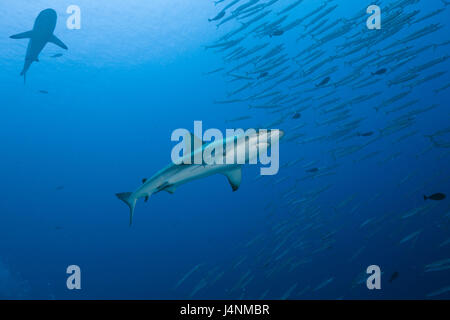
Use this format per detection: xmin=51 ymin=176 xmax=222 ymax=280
xmin=10 ymin=8 xmax=68 ymax=83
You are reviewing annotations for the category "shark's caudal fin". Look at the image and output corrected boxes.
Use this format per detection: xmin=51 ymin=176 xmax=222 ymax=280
xmin=11 ymin=30 xmax=33 ymax=84
xmin=20 ymin=59 xmax=32 ymax=84
xmin=21 ymin=71 xmax=26 ymax=84
xmin=116 ymin=192 xmax=137 ymax=226
xmin=20 ymin=68 xmax=27 ymax=84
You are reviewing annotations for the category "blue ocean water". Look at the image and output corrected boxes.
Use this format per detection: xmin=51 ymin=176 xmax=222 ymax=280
xmin=0 ymin=0 xmax=449 ymax=299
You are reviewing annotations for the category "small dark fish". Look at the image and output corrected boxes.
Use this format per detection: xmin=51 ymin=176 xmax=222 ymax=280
xmin=208 ymin=10 xmax=225 ymax=22
xmin=51 ymin=53 xmax=63 ymax=58
xmin=424 ymin=193 xmax=446 ymax=201
xmin=389 ymin=271 xmax=399 ymax=283
xmin=258 ymin=72 xmax=268 ymax=79
xmin=55 ymin=226 xmax=63 ymax=230
xmin=316 ymin=76 xmax=330 ymax=87
xmin=306 ymin=168 xmax=319 ymax=173
xmin=358 ymin=131 xmax=374 ymax=137
xmin=270 ymin=29 xmax=284 ymax=37
xmin=55 ymin=186 xmax=64 ymax=191
xmin=292 ymin=112 xmax=301 ymax=119
xmin=39 ymin=90 xmax=49 ymax=94
xmin=372 ymin=68 xmax=387 ymax=76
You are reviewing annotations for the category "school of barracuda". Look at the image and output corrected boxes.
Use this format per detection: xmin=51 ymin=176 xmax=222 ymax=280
xmin=175 ymin=0 xmax=450 ymax=299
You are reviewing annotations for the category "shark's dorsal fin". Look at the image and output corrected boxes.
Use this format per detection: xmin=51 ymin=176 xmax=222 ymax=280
xmin=184 ymin=132 xmax=204 ymax=151
xmin=10 ymin=30 xmax=33 ymax=39
xmin=224 ymin=167 xmax=242 ymax=192
xmin=49 ymin=35 xmax=68 ymax=50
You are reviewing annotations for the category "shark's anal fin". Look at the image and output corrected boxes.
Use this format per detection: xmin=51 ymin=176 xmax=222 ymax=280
xmin=49 ymin=35 xmax=68 ymax=50
xmin=10 ymin=30 xmax=33 ymax=39
xmin=224 ymin=167 xmax=242 ymax=192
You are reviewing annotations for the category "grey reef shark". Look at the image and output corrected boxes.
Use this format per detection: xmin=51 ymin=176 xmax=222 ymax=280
xmin=10 ymin=8 xmax=68 ymax=83
xmin=117 ymin=130 xmax=284 ymax=226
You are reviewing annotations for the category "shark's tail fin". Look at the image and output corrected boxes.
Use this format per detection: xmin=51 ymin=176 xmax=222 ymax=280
xmin=20 ymin=59 xmax=32 ymax=84
xmin=116 ymin=192 xmax=137 ymax=226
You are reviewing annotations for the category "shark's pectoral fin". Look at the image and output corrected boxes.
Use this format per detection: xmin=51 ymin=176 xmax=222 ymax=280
xmin=10 ymin=30 xmax=33 ymax=39
xmin=224 ymin=167 xmax=242 ymax=192
xmin=49 ymin=35 xmax=68 ymax=50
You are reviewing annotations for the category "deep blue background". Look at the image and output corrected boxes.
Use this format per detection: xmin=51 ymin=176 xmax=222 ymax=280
xmin=0 ymin=0 xmax=449 ymax=299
